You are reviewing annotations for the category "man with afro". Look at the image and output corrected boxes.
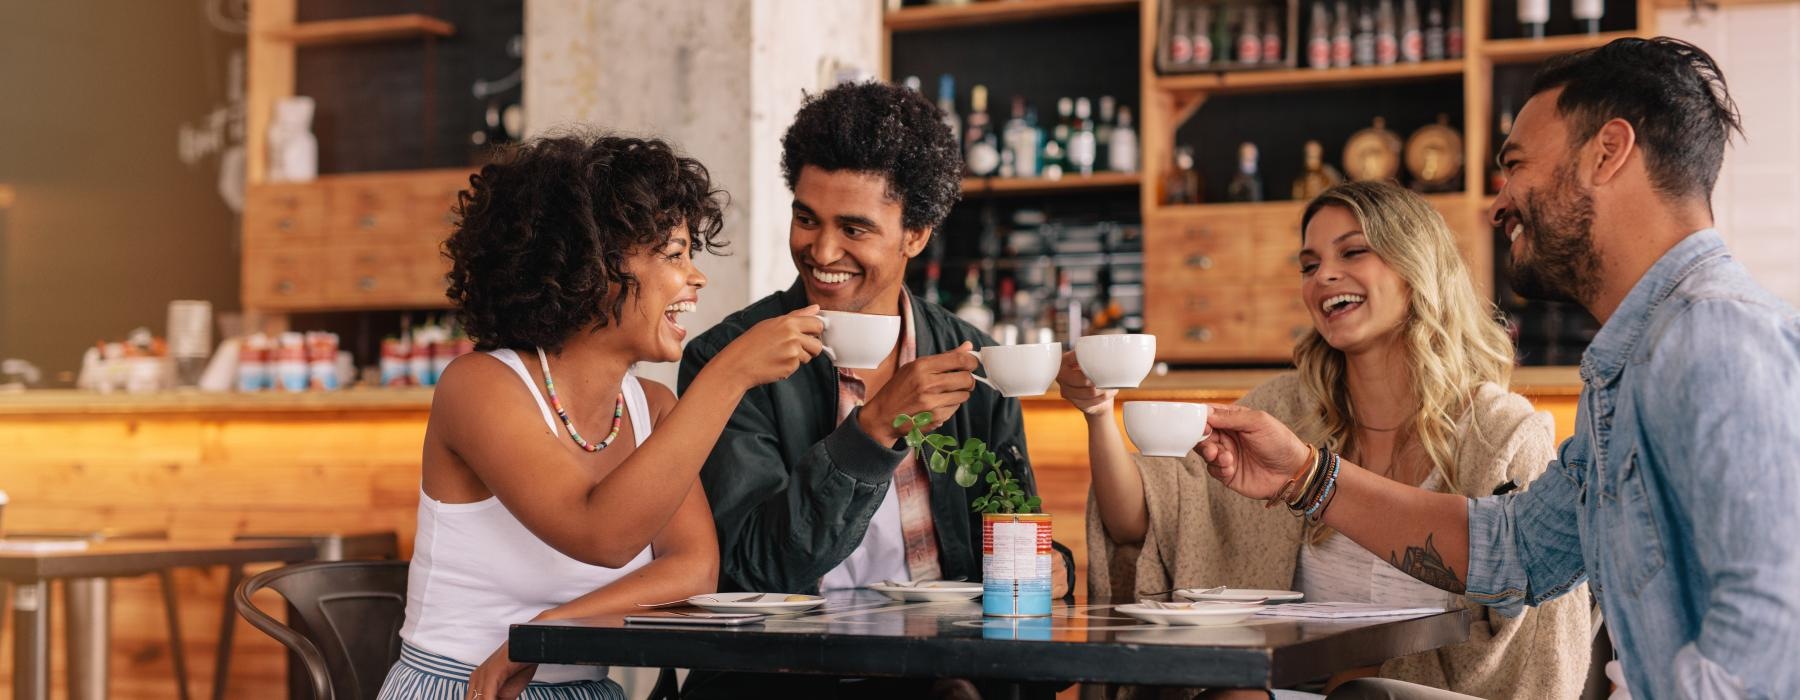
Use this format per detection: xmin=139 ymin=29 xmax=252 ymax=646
xmin=679 ymin=81 xmax=1068 ymax=698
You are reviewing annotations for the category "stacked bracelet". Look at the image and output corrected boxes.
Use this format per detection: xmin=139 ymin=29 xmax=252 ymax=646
xmin=1303 ymin=451 xmax=1340 ymax=521
xmin=1267 ymin=445 xmax=1318 ymax=509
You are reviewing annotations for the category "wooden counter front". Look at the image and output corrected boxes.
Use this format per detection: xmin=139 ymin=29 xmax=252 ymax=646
xmin=0 ymin=368 xmax=1579 ymax=697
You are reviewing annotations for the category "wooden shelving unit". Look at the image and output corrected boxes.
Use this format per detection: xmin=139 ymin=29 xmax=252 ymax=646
xmin=885 ymin=0 xmax=1140 ymax=32
xmin=260 ymin=13 xmax=454 ymax=46
xmin=961 ymin=172 xmax=1142 ymax=196
xmin=1482 ymin=31 xmax=1638 ymax=64
xmin=1156 ymin=60 xmax=1465 ymax=95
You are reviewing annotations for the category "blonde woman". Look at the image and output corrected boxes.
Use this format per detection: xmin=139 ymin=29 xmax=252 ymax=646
xmin=1064 ymin=182 xmax=1591 ymax=699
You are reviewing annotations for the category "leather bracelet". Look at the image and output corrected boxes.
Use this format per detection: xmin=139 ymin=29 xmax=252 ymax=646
xmin=1267 ymin=445 xmax=1317 ymax=509
xmin=1289 ymin=444 xmax=1329 ymax=509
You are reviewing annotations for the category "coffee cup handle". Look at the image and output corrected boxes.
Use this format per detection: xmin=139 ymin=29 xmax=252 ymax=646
xmin=812 ymin=314 xmax=835 ymax=362
xmin=971 ymin=374 xmax=998 ymax=392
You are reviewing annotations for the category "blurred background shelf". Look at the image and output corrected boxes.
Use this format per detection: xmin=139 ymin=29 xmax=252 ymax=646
xmin=886 ymin=0 xmax=1141 ymax=31
xmin=260 ymin=13 xmax=455 ymax=46
xmin=962 ymin=172 xmax=1143 ymax=196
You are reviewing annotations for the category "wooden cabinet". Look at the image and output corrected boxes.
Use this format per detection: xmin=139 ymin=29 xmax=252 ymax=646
xmin=240 ymin=169 xmax=467 ymax=311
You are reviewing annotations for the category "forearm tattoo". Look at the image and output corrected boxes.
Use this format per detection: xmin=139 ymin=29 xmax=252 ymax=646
xmin=1389 ymin=533 xmax=1465 ymax=594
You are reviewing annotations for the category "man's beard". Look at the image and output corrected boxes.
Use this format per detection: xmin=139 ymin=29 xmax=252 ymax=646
xmin=1505 ymin=161 xmax=1602 ymax=306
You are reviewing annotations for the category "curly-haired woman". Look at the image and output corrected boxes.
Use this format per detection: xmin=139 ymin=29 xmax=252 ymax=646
xmin=1064 ymin=182 xmax=1593 ymax=699
xmin=378 ymin=134 xmax=827 ymax=700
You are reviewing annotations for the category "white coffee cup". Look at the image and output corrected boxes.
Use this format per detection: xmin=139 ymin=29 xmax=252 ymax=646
xmin=972 ymin=342 xmax=1062 ymax=397
xmin=1123 ymin=401 xmax=1212 ymax=458
xmin=1074 ymin=334 xmax=1157 ymax=389
xmin=817 ymin=311 xmax=901 ymax=370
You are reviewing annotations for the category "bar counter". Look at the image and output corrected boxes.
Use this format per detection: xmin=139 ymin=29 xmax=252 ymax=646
xmin=0 ymin=367 xmax=1580 ymax=697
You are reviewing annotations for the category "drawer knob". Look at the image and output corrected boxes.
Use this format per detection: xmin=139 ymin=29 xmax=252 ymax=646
xmin=358 ymin=276 xmax=377 ymax=292
xmin=359 ymin=215 xmax=378 ymax=229
xmin=276 ymin=280 xmax=295 ymax=295
xmin=277 ymin=218 xmax=294 ymax=232
xmin=1186 ymin=326 xmax=1214 ymax=342
xmin=1185 ymin=254 xmax=1214 ymax=270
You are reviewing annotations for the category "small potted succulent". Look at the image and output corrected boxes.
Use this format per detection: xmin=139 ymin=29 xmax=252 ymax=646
xmin=894 ymin=412 xmax=1052 ymax=617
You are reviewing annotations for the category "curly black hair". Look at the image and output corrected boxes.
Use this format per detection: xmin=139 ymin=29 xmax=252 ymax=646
xmin=444 ymin=133 xmax=727 ymax=352
xmin=780 ymin=81 xmax=962 ymax=232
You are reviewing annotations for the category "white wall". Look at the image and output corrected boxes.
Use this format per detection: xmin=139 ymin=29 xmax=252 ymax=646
xmin=524 ymin=0 xmax=879 ymax=386
xmin=1662 ymin=3 xmax=1800 ymax=307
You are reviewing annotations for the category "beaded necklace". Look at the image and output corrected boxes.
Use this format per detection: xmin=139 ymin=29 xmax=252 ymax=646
xmin=535 ymin=347 xmax=624 ymax=452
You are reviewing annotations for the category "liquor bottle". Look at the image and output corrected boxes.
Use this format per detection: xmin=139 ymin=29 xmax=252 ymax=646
xmin=1194 ymin=3 xmax=1216 ymax=65
xmin=993 ymin=277 xmax=1021 ymax=345
xmin=1446 ymin=0 xmax=1464 ymax=58
xmin=1170 ymin=6 xmax=1195 ymax=64
xmin=1212 ymin=4 xmax=1233 ymax=64
xmin=1572 ymin=0 xmax=1604 ymax=34
xmin=1518 ymin=0 xmax=1549 ymax=38
xmin=1308 ymin=1 xmax=1332 ymax=69
xmin=1332 ymin=0 xmax=1354 ymax=67
xmin=1227 ymin=142 xmax=1265 ymax=202
xmin=1292 ymin=139 xmax=1346 ymax=199
xmin=1376 ymin=0 xmax=1398 ymax=65
xmin=1424 ymin=0 xmax=1446 ymax=60
xmin=1068 ymin=97 xmax=1099 ymax=176
xmin=1042 ymin=97 xmax=1074 ymax=179
xmin=1165 ymin=145 xmax=1202 ymax=204
xmin=1108 ymin=106 xmax=1139 ymax=173
xmin=955 ymin=268 xmax=995 ymax=334
xmin=1003 ymin=95 xmax=1040 ymax=178
xmin=965 ymin=85 xmax=1000 ymax=176
xmin=1096 ymin=95 xmax=1117 ymax=170
xmin=1238 ymin=5 xmax=1263 ymax=65
xmin=1354 ymin=2 xmax=1377 ymax=66
xmin=937 ymin=75 xmax=961 ymax=159
xmin=1263 ymin=6 xmax=1283 ymax=65
xmin=1400 ymin=0 xmax=1423 ymax=62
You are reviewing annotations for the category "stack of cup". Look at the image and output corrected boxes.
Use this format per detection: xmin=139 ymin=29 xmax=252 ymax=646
xmin=166 ymin=300 xmax=213 ymax=387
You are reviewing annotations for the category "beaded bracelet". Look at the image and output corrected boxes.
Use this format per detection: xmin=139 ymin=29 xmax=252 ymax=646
xmin=1301 ymin=451 xmax=1341 ymax=520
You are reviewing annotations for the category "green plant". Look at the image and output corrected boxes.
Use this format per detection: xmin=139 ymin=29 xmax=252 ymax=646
xmin=893 ymin=412 xmax=1042 ymax=515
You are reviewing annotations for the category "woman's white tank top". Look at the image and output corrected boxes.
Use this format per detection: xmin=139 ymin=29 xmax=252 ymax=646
xmin=399 ymin=349 xmax=654 ymax=682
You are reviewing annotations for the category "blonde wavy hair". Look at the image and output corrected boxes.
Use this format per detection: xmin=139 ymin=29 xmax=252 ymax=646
xmin=1293 ymin=182 xmax=1514 ymax=539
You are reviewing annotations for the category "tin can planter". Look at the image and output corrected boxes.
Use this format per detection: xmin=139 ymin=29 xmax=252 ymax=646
xmin=981 ymin=512 xmax=1053 ymax=617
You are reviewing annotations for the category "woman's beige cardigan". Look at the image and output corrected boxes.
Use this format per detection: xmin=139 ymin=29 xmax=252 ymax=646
xmin=1087 ymin=373 xmax=1591 ymax=699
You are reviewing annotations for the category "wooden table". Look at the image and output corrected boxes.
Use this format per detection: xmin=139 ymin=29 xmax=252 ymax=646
xmin=509 ymin=590 xmax=1473 ymax=691
xmin=0 ymin=540 xmax=317 ymax=700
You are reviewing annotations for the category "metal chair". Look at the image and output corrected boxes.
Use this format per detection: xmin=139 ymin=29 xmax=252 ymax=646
xmin=234 ymin=560 xmax=409 ymax=700
xmin=214 ymin=531 xmax=399 ymax=700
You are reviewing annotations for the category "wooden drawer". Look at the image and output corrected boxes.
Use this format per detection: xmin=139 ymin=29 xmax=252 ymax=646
xmin=1143 ymin=282 xmax=1254 ymax=359
xmin=244 ymin=184 xmax=326 ymax=244
xmin=409 ymin=170 xmax=473 ymax=240
xmin=1249 ymin=203 xmax=1307 ymax=281
xmin=327 ymin=177 xmax=415 ymax=243
xmin=1250 ymin=288 xmax=1316 ymax=356
xmin=1145 ymin=212 xmax=1255 ymax=283
xmin=242 ymin=245 xmax=326 ymax=309
xmin=324 ymin=243 xmax=451 ymax=308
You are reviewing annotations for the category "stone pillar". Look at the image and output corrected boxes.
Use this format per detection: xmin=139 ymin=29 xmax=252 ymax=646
xmin=525 ymin=0 xmax=880 ymax=385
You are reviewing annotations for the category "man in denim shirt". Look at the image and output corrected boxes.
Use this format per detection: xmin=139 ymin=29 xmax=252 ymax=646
xmin=1197 ymin=38 xmax=1799 ymax=699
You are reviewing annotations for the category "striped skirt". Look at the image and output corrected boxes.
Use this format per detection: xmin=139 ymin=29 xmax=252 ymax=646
xmin=377 ymin=642 xmax=626 ymax=700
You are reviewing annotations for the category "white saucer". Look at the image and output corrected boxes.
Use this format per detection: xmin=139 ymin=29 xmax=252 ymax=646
xmin=868 ymin=582 xmax=984 ymax=602
xmin=1177 ymin=588 xmax=1304 ymax=604
xmin=687 ymin=592 xmax=826 ymax=614
xmin=1116 ymin=602 xmax=1264 ymax=627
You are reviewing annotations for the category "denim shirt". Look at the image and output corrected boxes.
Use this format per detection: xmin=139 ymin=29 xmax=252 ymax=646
xmin=1466 ymin=231 xmax=1800 ymax=699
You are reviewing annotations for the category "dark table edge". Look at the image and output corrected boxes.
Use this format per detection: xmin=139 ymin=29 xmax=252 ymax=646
xmin=509 ymin=609 xmax=1471 ymax=688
